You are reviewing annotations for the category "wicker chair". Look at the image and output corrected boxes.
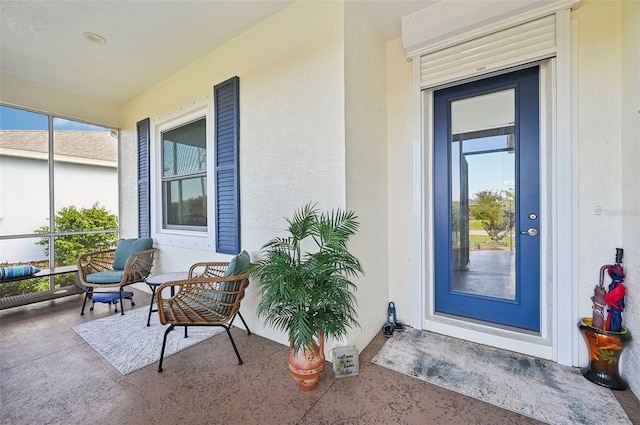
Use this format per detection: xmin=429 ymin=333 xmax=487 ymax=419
xmin=77 ymin=238 xmax=157 ymax=316
xmin=156 ymin=260 xmax=251 ymax=372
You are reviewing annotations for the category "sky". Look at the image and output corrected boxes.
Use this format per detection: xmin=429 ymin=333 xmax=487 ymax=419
xmin=466 ymin=151 xmax=515 ymax=197
xmin=451 ymin=135 xmax=515 ymax=200
xmin=0 ymin=105 xmax=109 ymax=131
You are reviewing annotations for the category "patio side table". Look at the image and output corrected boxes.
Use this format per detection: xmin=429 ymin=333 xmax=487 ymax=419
xmin=145 ymin=272 xmax=187 ymax=326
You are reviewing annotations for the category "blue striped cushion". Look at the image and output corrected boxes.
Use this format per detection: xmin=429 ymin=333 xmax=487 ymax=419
xmin=0 ymin=265 xmax=40 ymax=280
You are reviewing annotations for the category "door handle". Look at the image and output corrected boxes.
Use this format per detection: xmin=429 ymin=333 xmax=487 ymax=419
xmin=520 ymin=228 xmax=538 ymax=237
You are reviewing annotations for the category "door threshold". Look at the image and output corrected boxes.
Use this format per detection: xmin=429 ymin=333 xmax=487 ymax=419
xmin=425 ymin=313 xmax=553 ymax=360
xmin=436 ymin=311 xmax=541 ymax=337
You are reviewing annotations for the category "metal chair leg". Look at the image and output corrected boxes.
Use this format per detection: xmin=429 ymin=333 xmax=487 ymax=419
xmin=147 ymin=285 xmax=157 ymax=326
xmin=119 ymin=288 xmax=125 ymax=315
xmin=80 ymin=289 xmax=92 ymax=316
xmin=158 ymin=324 xmax=175 ymax=372
xmin=224 ymin=326 xmax=243 ymax=365
xmin=236 ymin=312 xmax=252 ymax=335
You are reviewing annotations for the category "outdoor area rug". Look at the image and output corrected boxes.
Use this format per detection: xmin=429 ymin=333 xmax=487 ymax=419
xmin=72 ymin=307 xmax=223 ymax=375
xmin=372 ymin=327 xmax=631 ymax=425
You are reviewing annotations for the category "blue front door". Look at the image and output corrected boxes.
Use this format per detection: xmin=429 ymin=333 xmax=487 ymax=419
xmin=434 ymin=66 xmax=540 ymax=331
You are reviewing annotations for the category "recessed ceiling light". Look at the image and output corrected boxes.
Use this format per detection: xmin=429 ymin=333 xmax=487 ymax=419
xmin=83 ymin=32 xmax=107 ymax=45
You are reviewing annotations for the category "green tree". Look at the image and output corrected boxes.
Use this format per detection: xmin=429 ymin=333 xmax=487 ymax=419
xmin=35 ymin=203 xmax=119 ymax=266
xmin=1 ymin=204 xmax=118 ymax=298
xmin=470 ymin=190 xmax=513 ymax=243
xmin=451 ymin=200 xmax=460 ymax=232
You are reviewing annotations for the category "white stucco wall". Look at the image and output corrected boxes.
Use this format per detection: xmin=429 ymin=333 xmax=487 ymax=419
xmin=120 ymin=1 xmax=347 ymax=348
xmin=620 ymin=0 xmax=640 ymax=398
xmin=344 ymin=1 xmax=390 ymax=351
xmin=386 ymin=38 xmax=413 ymax=327
xmin=574 ymin=0 xmax=627 ymax=365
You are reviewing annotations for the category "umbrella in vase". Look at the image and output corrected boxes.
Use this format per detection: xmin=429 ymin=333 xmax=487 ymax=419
xmin=605 ymin=249 xmax=626 ymax=332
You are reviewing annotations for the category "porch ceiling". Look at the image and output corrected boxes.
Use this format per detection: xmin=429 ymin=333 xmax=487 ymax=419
xmin=0 ymin=0 xmax=436 ymax=105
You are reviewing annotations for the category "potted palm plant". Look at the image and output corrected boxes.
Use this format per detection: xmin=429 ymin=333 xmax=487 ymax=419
xmin=249 ymin=203 xmax=364 ymax=391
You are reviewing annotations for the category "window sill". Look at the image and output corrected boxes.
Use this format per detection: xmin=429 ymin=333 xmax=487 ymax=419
xmin=153 ymin=231 xmax=214 ymax=251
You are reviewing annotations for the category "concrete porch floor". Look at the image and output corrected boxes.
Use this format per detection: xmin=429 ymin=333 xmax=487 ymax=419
xmin=1 ymin=289 xmax=639 ymax=424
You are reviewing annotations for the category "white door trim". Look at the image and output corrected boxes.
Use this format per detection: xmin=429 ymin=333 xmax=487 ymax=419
xmin=410 ymin=8 xmax=576 ymax=366
xmin=552 ymin=8 xmax=577 ymax=366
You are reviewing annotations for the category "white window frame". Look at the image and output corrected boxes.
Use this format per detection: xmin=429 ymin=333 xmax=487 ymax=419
xmin=151 ymin=106 xmax=216 ymax=250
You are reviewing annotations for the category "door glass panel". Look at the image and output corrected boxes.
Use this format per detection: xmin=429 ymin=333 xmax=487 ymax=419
xmin=434 ymin=66 xmax=540 ymax=331
xmin=450 ymin=89 xmax=516 ymax=300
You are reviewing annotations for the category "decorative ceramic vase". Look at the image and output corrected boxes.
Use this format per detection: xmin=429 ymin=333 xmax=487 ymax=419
xmin=578 ymin=317 xmax=631 ymax=390
xmin=288 ymin=331 xmax=325 ymax=391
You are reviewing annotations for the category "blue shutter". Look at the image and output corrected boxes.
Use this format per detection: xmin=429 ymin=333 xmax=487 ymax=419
xmin=137 ymin=118 xmax=151 ymax=238
xmin=214 ymin=77 xmax=240 ymax=254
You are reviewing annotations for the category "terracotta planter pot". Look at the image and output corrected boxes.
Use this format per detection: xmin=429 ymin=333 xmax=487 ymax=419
xmin=578 ymin=318 xmax=631 ymax=390
xmin=288 ymin=331 xmax=325 ymax=391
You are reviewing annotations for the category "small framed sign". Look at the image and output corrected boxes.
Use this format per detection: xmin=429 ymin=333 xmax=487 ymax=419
xmin=332 ymin=346 xmax=359 ymax=378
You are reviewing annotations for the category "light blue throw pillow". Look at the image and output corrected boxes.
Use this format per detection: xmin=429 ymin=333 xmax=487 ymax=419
xmin=201 ymin=250 xmax=250 ymax=315
xmin=112 ymin=238 xmax=153 ymax=270
xmin=224 ymin=250 xmax=250 ymax=276
xmin=0 ymin=265 xmax=40 ymax=280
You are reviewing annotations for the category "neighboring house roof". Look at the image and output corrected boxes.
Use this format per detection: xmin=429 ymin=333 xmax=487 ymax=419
xmin=0 ymin=130 xmax=117 ymax=166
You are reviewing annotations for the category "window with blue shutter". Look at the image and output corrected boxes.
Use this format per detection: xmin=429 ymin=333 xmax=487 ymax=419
xmin=214 ymin=76 xmax=240 ymax=254
xmin=137 ymin=118 xmax=150 ymax=238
